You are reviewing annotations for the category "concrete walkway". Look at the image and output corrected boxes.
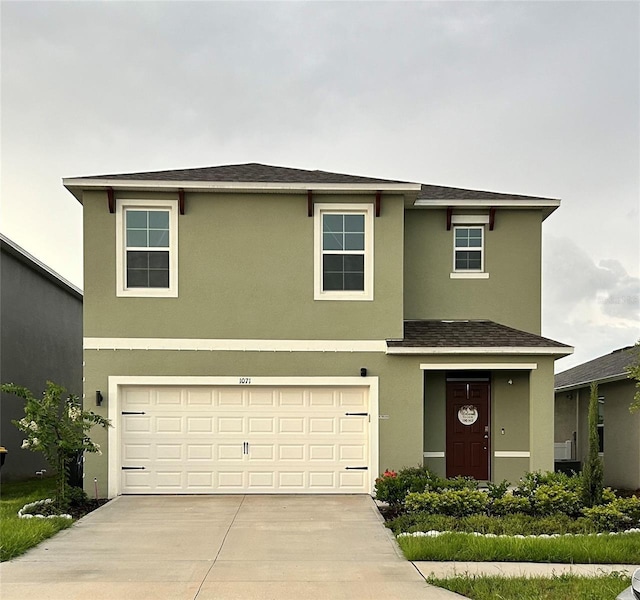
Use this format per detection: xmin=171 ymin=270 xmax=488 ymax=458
xmin=0 ymin=495 xmax=462 ymax=600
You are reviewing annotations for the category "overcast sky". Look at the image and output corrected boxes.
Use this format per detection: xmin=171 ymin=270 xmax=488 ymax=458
xmin=1 ymin=1 xmax=638 ymax=371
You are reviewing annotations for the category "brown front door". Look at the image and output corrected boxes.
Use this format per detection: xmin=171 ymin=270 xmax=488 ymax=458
xmin=446 ymin=382 xmax=490 ymax=480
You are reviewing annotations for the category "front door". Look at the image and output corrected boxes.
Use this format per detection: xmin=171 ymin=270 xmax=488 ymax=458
xmin=446 ymin=382 xmax=490 ymax=480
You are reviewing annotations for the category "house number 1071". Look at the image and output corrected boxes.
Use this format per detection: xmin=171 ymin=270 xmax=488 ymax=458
xmin=239 ymin=378 xmax=252 ymax=384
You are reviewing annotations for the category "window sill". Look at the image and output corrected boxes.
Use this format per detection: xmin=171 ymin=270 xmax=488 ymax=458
xmin=449 ymin=272 xmax=489 ymax=279
xmin=314 ymin=291 xmax=374 ymax=301
xmin=116 ymin=288 xmax=178 ymax=298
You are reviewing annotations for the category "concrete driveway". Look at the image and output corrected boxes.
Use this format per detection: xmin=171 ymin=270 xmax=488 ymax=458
xmin=0 ymin=495 xmax=463 ymax=600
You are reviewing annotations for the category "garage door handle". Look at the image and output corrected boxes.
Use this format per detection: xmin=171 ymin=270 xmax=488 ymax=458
xmin=122 ymin=466 xmax=145 ymax=470
xmin=345 ymin=466 xmax=368 ymax=470
xmin=345 ymin=412 xmax=368 ymax=416
xmin=122 ymin=411 xmax=146 ymax=415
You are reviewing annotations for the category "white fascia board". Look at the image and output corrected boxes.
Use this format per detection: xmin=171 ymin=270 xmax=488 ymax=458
xmin=420 ymin=363 xmax=538 ymax=370
xmin=413 ymin=198 xmax=561 ymax=209
xmin=85 ymin=337 xmax=387 ymax=352
xmin=64 ymin=178 xmax=421 ymax=199
xmin=388 ymin=346 xmax=573 ymax=356
xmin=554 ymin=373 xmax=631 ymax=393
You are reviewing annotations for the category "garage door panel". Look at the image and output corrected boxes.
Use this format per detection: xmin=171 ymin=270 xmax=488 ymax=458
xmin=218 ymin=389 xmax=244 ymax=406
xmin=278 ymin=389 xmax=305 ymax=406
xmin=218 ymin=416 xmax=244 ymax=433
xmin=156 ymin=417 xmax=182 ymax=433
xmin=248 ymin=390 xmax=275 ymax=406
xmin=188 ymin=445 xmax=213 ymax=460
xmin=308 ymin=390 xmax=335 ymax=407
xmin=309 ymin=418 xmax=335 ymax=433
xmin=187 ymin=389 xmax=214 ymax=406
xmin=121 ymin=385 xmax=370 ymax=494
xmin=249 ymin=417 xmax=275 ymax=433
xmin=156 ymin=444 xmax=182 ymax=460
xmin=157 ymin=389 xmax=182 ymax=405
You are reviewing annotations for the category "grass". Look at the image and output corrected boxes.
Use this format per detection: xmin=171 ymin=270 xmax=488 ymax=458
xmin=0 ymin=477 xmax=74 ymax=562
xmin=427 ymin=573 xmax=630 ymax=600
xmin=398 ymin=530 xmax=640 ymax=563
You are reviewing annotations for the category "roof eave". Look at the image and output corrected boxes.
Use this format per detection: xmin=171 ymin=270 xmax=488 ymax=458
xmin=555 ymin=372 xmax=632 ymax=392
xmin=62 ymin=178 xmax=423 ymax=204
xmin=412 ymin=198 xmax=561 ymax=219
xmin=386 ymin=346 xmax=574 ymax=356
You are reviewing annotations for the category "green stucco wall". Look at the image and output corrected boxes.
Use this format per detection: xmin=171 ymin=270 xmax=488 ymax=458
xmin=570 ymin=380 xmax=640 ymax=490
xmin=404 ymin=209 xmax=542 ymax=334
xmin=83 ymin=349 xmax=428 ymax=493
xmin=83 ymin=190 xmax=404 ymax=340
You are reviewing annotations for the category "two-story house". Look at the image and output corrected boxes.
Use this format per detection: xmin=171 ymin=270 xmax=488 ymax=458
xmin=63 ymin=163 xmax=572 ymax=497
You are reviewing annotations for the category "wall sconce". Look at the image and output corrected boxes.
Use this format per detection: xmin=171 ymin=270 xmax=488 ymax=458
xmin=360 ymin=368 xmax=367 ymax=377
xmin=96 ymin=391 xmax=103 ymax=406
xmin=507 ymin=379 xmax=513 ymax=385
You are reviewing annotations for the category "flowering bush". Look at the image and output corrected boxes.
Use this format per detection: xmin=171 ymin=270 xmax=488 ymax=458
xmin=375 ymin=466 xmax=438 ymax=510
xmin=3 ymin=381 xmax=110 ymax=508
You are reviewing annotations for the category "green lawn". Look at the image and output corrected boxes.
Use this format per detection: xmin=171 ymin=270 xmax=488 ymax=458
xmin=0 ymin=477 xmax=73 ymax=562
xmin=398 ymin=530 xmax=640 ymax=563
xmin=427 ymin=573 xmax=630 ymax=600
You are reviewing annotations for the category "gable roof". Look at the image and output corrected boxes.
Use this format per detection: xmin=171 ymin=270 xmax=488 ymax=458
xmin=555 ymin=345 xmax=639 ymax=391
xmin=62 ymin=163 xmax=560 ymax=217
xmin=386 ymin=320 xmax=572 ymax=355
xmin=0 ymin=233 xmax=83 ymax=300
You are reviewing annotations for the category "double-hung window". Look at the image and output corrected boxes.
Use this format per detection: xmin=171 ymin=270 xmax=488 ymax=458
xmin=450 ymin=217 xmax=489 ymax=279
xmin=116 ymin=199 xmax=178 ymax=297
xmin=314 ymin=203 xmax=373 ymax=300
xmin=454 ymin=226 xmax=483 ymax=271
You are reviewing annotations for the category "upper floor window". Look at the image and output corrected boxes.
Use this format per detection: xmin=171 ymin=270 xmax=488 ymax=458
xmin=450 ymin=222 xmax=488 ymax=279
xmin=454 ymin=226 xmax=483 ymax=271
xmin=115 ymin=199 xmax=178 ymax=297
xmin=314 ymin=203 xmax=373 ymax=301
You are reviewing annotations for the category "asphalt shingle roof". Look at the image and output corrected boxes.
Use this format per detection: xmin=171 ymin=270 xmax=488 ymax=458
xmin=417 ymin=184 xmax=559 ymax=203
xmin=73 ymin=163 xmax=414 ymax=186
xmin=554 ymin=346 xmax=639 ymax=390
xmin=386 ymin=320 xmax=570 ymax=349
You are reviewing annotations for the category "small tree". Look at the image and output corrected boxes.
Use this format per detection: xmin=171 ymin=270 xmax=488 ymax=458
xmin=581 ymin=382 xmax=604 ymax=508
xmin=627 ymin=340 xmax=640 ymax=413
xmin=2 ymin=381 xmax=110 ymax=506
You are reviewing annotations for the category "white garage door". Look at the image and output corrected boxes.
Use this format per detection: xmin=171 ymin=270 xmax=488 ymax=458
xmin=120 ymin=385 xmax=370 ymax=494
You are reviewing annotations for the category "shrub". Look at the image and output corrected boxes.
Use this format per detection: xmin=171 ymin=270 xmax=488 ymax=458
xmin=513 ymin=470 xmax=583 ymax=498
xmin=2 ymin=382 xmax=110 ymax=508
xmin=583 ymin=504 xmax=632 ymax=532
xmin=434 ymin=476 xmax=478 ymax=491
xmin=582 ymin=382 xmax=604 ymax=507
xmin=584 ymin=496 xmax=640 ymax=531
xmin=530 ymin=484 xmax=582 ymax=517
xmin=406 ymin=488 xmax=488 ymax=517
xmin=375 ymin=465 xmax=439 ymax=509
xmin=386 ymin=512 xmax=597 ymax=536
xmin=490 ymin=493 xmax=531 ymax=516
xmin=486 ymin=479 xmax=510 ymax=501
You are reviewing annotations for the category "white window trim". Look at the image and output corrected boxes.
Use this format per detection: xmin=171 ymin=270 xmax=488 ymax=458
xmin=313 ymin=203 xmax=374 ymax=301
xmin=115 ymin=198 xmax=178 ymax=298
xmin=452 ymin=224 xmax=486 ymax=277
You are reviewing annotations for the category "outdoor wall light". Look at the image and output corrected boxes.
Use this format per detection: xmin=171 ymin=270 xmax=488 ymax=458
xmin=507 ymin=379 xmax=513 ymax=385
xmin=96 ymin=391 xmax=103 ymax=406
xmin=360 ymin=368 xmax=367 ymax=377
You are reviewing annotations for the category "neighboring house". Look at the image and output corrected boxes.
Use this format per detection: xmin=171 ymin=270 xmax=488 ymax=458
xmin=62 ymin=163 xmax=572 ymax=498
xmin=555 ymin=346 xmax=640 ymax=490
xmin=0 ymin=233 xmax=83 ymax=481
